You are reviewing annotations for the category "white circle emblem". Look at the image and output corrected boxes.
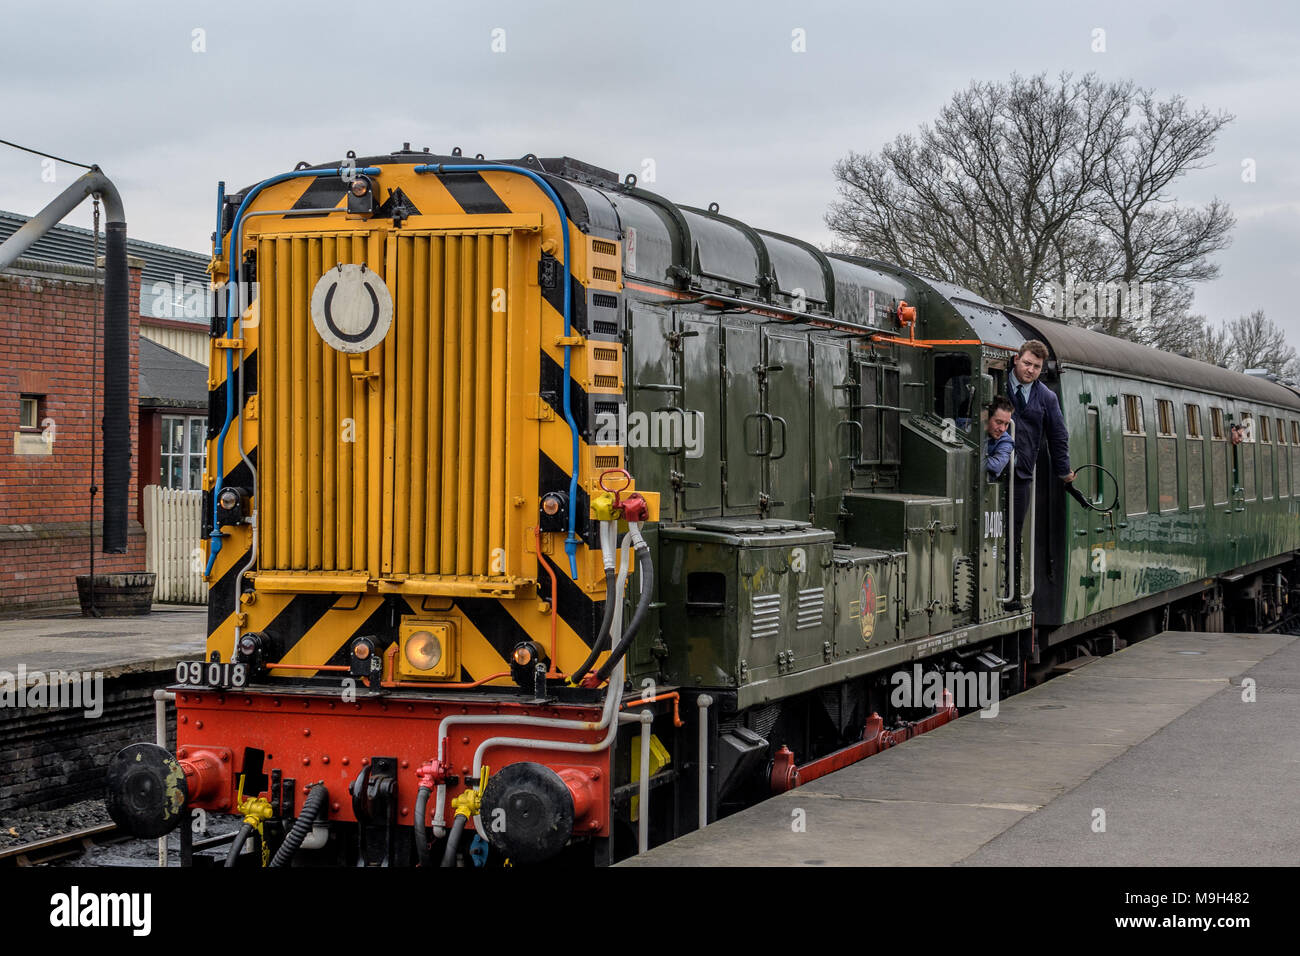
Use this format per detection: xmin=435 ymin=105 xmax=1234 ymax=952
xmin=309 ymin=264 xmax=393 ymax=353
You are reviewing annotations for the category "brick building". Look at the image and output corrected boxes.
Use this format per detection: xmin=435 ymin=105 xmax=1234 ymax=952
xmin=1 ymin=255 xmax=146 ymax=609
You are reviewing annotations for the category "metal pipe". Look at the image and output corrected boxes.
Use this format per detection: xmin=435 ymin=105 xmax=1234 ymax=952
xmin=153 ymin=690 xmax=175 ymax=867
xmin=1000 ymin=420 xmax=1016 ymax=605
xmin=0 ymin=167 xmax=124 ymax=270
xmin=433 ymin=533 xmax=635 ymax=835
xmin=696 ymin=694 xmax=713 ymax=829
xmin=637 ymin=710 xmax=653 ymax=854
xmin=1023 ymin=468 xmax=1038 ymax=600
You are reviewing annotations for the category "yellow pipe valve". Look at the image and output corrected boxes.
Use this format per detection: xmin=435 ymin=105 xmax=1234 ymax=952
xmin=238 ymin=796 xmax=274 ymax=828
xmin=590 ymin=492 xmax=619 ymax=522
xmin=451 ymin=766 xmax=490 ymax=819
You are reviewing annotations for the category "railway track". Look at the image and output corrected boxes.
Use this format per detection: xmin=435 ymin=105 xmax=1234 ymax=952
xmin=0 ymin=823 xmax=125 ymax=867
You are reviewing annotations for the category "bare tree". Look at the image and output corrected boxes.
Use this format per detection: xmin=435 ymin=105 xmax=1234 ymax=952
xmin=827 ymin=73 xmax=1234 ymax=341
xmin=1229 ymin=310 xmax=1296 ymax=376
xmin=1088 ymin=90 xmax=1234 ymax=336
xmin=827 ymin=73 xmax=1127 ymax=308
xmin=1198 ymin=321 xmax=1236 ymax=368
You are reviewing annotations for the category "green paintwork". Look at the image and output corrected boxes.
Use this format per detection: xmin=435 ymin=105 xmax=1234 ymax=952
xmin=1050 ymin=367 xmax=1300 ymax=627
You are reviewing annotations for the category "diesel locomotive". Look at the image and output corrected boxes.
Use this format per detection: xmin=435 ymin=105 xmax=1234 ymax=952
xmin=105 ymin=147 xmax=1300 ymax=866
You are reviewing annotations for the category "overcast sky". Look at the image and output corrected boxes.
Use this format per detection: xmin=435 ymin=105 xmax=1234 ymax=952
xmin=2 ymin=0 xmax=1296 ymax=340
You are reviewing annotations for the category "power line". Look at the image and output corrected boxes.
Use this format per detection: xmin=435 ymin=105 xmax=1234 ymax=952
xmin=0 ymin=137 xmax=94 ymax=170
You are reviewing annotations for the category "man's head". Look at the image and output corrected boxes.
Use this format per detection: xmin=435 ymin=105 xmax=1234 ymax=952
xmin=1230 ymin=423 xmax=1244 ymax=446
xmin=986 ymin=397 xmax=1014 ymax=440
xmin=1012 ymin=340 xmax=1049 ymax=385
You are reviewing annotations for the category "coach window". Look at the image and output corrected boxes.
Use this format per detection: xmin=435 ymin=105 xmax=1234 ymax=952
xmin=1185 ymin=404 xmax=1204 ymax=509
xmin=1280 ymin=418 xmax=1291 ymax=499
xmin=1210 ymin=407 xmax=1228 ymax=506
xmin=1086 ymin=407 xmax=1103 ymax=505
xmin=1232 ymin=408 xmax=1253 ymax=502
xmin=1239 ymin=413 xmax=1256 ymax=502
xmin=1122 ymin=394 xmax=1148 ymax=516
xmin=1292 ymin=422 xmax=1300 ymax=499
xmin=1259 ymin=416 xmax=1273 ymax=500
xmin=1155 ymin=399 xmax=1178 ymax=512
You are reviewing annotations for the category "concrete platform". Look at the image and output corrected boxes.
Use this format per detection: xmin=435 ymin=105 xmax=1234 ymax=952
xmin=0 ymin=604 xmax=206 ymax=680
xmin=622 ymin=630 xmax=1300 ymax=866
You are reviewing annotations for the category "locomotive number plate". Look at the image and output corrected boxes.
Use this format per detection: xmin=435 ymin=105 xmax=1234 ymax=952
xmin=175 ymin=660 xmax=247 ymax=689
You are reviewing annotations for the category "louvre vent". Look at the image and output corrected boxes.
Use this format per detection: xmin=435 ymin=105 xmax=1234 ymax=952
xmin=592 ymin=266 xmax=618 ymax=283
xmin=592 ymin=320 xmax=619 ymax=335
xmin=592 ymin=293 xmax=619 ymax=309
xmin=751 ymin=592 xmax=780 ymax=639
xmin=593 ymin=374 xmax=619 ymax=389
xmin=593 ymin=347 xmax=619 ymax=362
xmin=591 ymin=239 xmax=617 ymax=256
xmin=795 ymin=587 xmax=825 ymax=630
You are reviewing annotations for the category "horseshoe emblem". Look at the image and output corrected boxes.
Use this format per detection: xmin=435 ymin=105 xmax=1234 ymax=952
xmin=310 ymin=263 xmax=393 ymax=353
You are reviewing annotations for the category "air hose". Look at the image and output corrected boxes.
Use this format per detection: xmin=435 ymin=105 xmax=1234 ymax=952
xmin=570 ymin=567 xmax=617 ymax=684
xmin=570 ymin=521 xmax=619 ymax=685
xmin=224 ymin=822 xmax=257 ymax=867
xmin=269 ymin=783 xmax=329 ymax=868
xmin=593 ymin=528 xmax=653 ymax=685
xmin=414 ymin=786 xmax=432 ymax=867
xmin=441 ymin=814 xmax=468 ymax=868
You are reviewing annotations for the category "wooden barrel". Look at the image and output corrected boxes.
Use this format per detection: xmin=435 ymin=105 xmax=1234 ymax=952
xmin=75 ymin=573 xmax=156 ymax=617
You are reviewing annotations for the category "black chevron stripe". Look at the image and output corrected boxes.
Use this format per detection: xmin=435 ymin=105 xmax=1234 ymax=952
xmin=539 ymin=450 xmax=597 ymax=549
xmin=455 ymin=597 xmax=534 ymax=664
xmin=262 ymin=593 xmax=345 ymax=664
xmin=539 ymin=350 xmax=590 ymax=437
xmin=435 ymin=171 xmax=511 ymax=215
xmin=207 ymin=350 xmax=259 ymax=440
xmin=320 ymin=596 xmax=417 ymax=666
xmin=206 ymin=547 xmax=251 ymax=638
xmin=541 ymin=269 xmax=588 ymax=334
xmin=536 ymin=551 xmax=601 ymax=649
xmin=289 ymin=178 xmax=348 ymax=213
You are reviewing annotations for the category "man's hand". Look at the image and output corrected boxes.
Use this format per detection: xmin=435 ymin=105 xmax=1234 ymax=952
xmin=1062 ymin=471 xmax=1076 ymax=483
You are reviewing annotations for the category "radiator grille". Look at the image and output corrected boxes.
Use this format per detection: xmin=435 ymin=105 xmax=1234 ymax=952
xmin=257 ymin=228 xmax=517 ymax=580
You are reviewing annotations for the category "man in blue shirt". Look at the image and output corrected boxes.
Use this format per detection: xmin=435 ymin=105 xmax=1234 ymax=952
xmin=985 ymin=396 xmax=1014 ymax=479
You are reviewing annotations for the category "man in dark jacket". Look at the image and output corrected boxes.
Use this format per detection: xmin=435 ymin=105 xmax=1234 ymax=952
xmin=1006 ymin=340 xmax=1075 ymax=598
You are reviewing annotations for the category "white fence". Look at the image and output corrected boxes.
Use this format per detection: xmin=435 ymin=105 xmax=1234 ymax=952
xmin=143 ymin=485 xmax=208 ymax=604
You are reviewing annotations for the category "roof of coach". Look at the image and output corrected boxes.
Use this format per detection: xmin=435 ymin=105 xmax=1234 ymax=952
xmin=1006 ymin=308 xmax=1300 ymax=411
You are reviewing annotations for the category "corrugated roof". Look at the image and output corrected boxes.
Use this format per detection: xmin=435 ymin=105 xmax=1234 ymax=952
xmin=0 ymin=210 xmax=210 ymax=324
xmin=1006 ymin=308 xmax=1300 ymax=411
xmin=139 ymin=338 xmax=207 ymax=408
